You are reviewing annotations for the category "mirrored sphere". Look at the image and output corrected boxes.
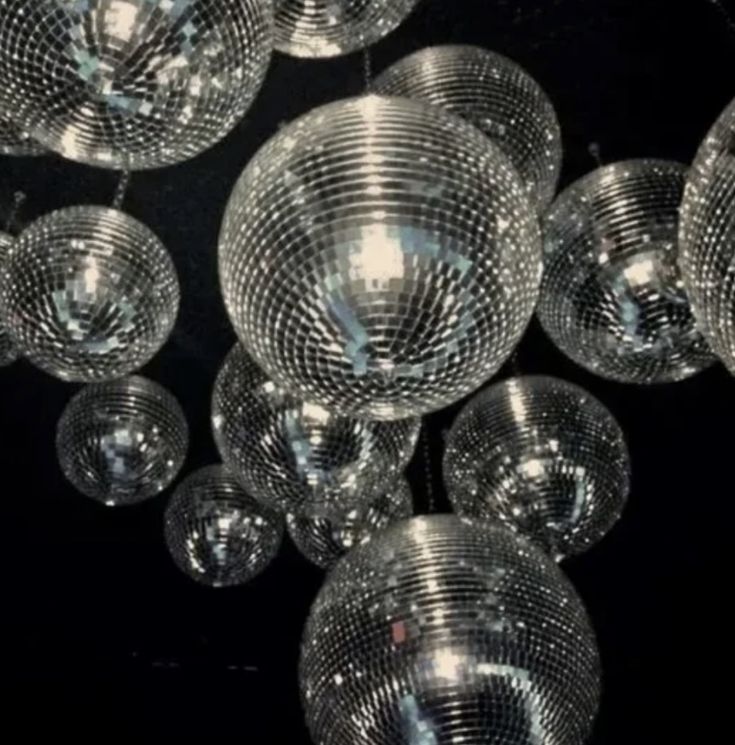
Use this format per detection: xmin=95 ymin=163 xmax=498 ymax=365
xmin=220 ymin=95 xmax=542 ymax=420
xmin=274 ymin=0 xmax=420 ymax=58
xmin=301 ymin=515 xmax=601 ymax=745
xmin=444 ymin=376 xmax=630 ymax=559
xmin=0 ymin=205 xmax=179 ymax=382
xmin=539 ymin=159 xmax=714 ymax=383
xmin=0 ymin=117 xmax=45 ymax=156
xmin=0 ymin=231 xmax=20 ymax=366
xmin=57 ymin=376 xmax=188 ymax=506
xmin=680 ymin=97 xmax=735 ymax=373
xmin=287 ymin=475 xmax=413 ymax=569
xmin=212 ymin=344 xmax=421 ymax=517
xmin=373 ymin=45 xmax=562 ymax=209
xmin=0 ymin=0 xmax=273 ymax=170
xmin=165 ymin=465 xmax=283 ymax=587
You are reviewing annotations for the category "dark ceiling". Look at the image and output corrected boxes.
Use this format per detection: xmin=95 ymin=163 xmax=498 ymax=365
xmin=0 ymin=0 xmax=729 ymax=741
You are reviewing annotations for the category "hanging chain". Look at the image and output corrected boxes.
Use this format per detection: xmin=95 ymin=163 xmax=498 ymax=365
xmin=420 ymin=426 xmax=437 ymax=513
xmin=112 ymin=170 xmax=132 ymax=210
xmin=709 ymin=0 xmax=735 ymax=38
xmin=362 ymin=47 xmax=373 ymax=92
xmin=588 ymin=142 xmax=603 ymax=168
xmin=4 ymin=190 xmax=27 ymax=233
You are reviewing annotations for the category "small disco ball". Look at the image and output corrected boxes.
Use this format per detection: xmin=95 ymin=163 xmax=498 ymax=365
xmin=57 ymin=376 xmax=189 ymax=506
xmin=0 ymin=117 xmax=45 ymax=156
xmin=164 ymin=465 xmax=283 ymax=588
xmin=680 ymin=97 xmax=735 ymax=373
xmin=300 ymin=515 xmax=601 ymax=745
xmin=287 ymin=475 xmax=413 ymax=569
xmin=0 ymin=205 xmax=179 ymax=382
xmin=220 ymin=95 xmax=542 ymax=420
xmin=373 ymin=45 xmax=562 ymax=209
xmin=0 ymin=0 xmax=273 ymax=170
xmin=444 ymin=376 xmax=631 ymax=560
xmin=0 ymin=231 xmax=20 ymax=366
xmin=538 ymin=159 xmax=714 ymax=384
xmin=274 ymin=0 xmax=420 ymax=58
xmin=212 ymin=344 xmax=421 ymax=517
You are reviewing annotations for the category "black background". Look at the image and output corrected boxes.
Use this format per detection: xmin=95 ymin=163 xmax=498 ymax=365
xmin=0 ymin=0 xmax=729 ymax=741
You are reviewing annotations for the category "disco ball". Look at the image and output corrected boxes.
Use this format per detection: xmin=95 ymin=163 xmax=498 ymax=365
xmin=220 ymin=95 xmax=542 ymax=420
xmin=0 ymin=0 xmax=273 ymax=170
xmin=444 ymin=376 xmax=630 ymax=560
xmin=0 ymin=231 xmax=19 ymax=366
xmin=680 ymin=97 xmax=735 ymax=373
xmin=538 ymin=159 xmax=714 ymax=383
xmin=212 ymin=344 xmax=421 ymax=517
xmin=164 ymin=465 xmax=283 ymax=587
xmin=57 ymin=376 xmax=188 ymax=506
xmin=0 ymin=117 xmax=44 ymax=156
xmin=373 ymin=45 xmax=562 ymax=209
xmin=0 ymin=205 xmax=179 ymax=382
xmin=287 ymin=475 xmax=413 ymax=569
xmin=301 ymin=515 xmax=601 ymax=745
xmin=274 ymin=0 xmax=420 ymax=58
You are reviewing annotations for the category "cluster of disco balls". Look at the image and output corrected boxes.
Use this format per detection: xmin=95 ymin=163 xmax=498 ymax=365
xmin=3 ymin=1 xmax=735 ymax=743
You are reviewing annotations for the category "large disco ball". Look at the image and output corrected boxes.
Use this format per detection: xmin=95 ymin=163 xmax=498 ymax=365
xmin=444 ymin=376 xmax=630 ymax=560
xmin=680 ymin=97 xmax=735 ymax=372
xmin=57 ymin=376 xmax=189 ymax=506
xmin=287 ymin=475 xmax=413 ymax=569
xmin=165 ymin=465 xmax=283 ymax=587
xmin=212 ymin=344 xmax=421 ymax=517
xmin=0 ymin=205 xmax=179 ymax=382
xmin=373 ymin=45 xmax=562 ymax=209
xmin=0 ymin=0 xmax=273 ymax=170
xmin=220 ymin=95 xmax=542 ymax=420
xmin=274 ymin=0 xmax=420 ymax=58
xmin=301 ymin=515 xmax=601 ymax=745
xmin=539 ymin=159 xmax=714 ymax=383
xmin=0 ymin=117 xmax=44 ymax=156
xmin=0 ymin=231 xmax=19 ymax=366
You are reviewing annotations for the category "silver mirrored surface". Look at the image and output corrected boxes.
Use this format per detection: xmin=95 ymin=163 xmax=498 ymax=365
xmin=681 ymin=96 xmax=735 ymax=373
xmin=300 ymin=515 xmax=601 ymax=745
xmin=373 ymin=45 xmax=562 ymax=209
xmin=0 ymin=0 xmax=273 ymax=169
xmin=539 ymin=159 xmax=714 ymax=383
xmin=444 ymin=376 xmax=630 ymax=560
xmin=274 ymin=0 xmax=420 ymax=58
xmin=287 ymin=475 xmax=413 ymax=569
xmin=212 ymin=344 xmax=421 ymax=517
xmin=220 ymin=95 xmax=542 ymax=420
xmin=165 ymin=465 xmax=283 ymax=587
xmin=0 ymin=116 xmax=45 ymax=156
xmin=0 ymin=205 xmax=179 ymax=382
xmin=0 ymin=231 xmax=19 ymax=366
xmin=57 ymin=376 xmax=189 ymax=506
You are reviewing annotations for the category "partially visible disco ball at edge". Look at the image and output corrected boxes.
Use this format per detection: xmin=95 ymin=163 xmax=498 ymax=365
xmin=274 ymin=0 xmax=421 ymax=58
xmin=0 ymin=0 xmax=273 ymax=170
xmin=680 ymin=96 xmax=735 ymax=373
xmin=165 ymin=465 xmax=283 ymax=588
xmin=212 ymin=344 xmax=421 ymax=518
xmin=220 ymin=95 xmax=542 ymax=420
xmin=0 ymin=205 xmax=179 ymax=382
xmin=287 ymin=475 xmax=413 ymax=569
xmin=373 ymin=45 xmax=562 ymax=209
xmin=57 ymin=376 xmax=189 ymax=506
xmin=0 ymin=116 xmax=45 ymax=156
xmin=444 ymin=375 xmax=631 ymax=560
xmin=0 ymin=231 xmax=20 ymax=366
xmin=539 ymin=159 xmax=714 ymax=384
xmin=300 ymin=515 xmax=601 ymax=745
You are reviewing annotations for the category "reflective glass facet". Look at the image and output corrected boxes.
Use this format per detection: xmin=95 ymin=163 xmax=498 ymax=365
xmin=444 ymin=376 xmax=630 ymax=559
xmin=301 ymin=515 xmax=601 ymax=745
xmin=220 ymin=95 xmax=542 ymax=420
